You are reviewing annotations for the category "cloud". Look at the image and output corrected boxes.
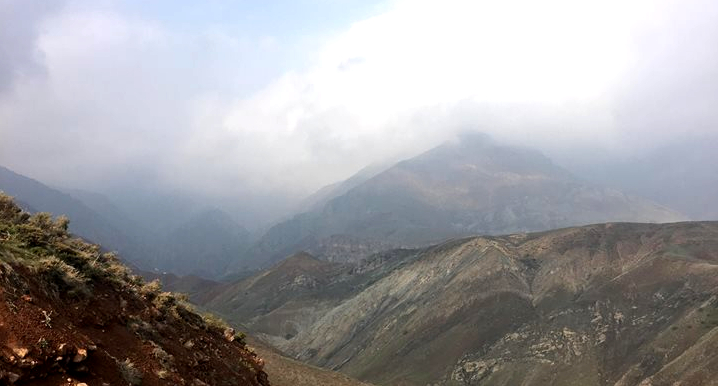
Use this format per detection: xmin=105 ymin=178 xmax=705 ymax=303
xmin=194 ymin=0 xmax=718 ymax=192
xmin=0 ymin=0 xmax=64 ymax=93
xmin=1 ymin=0 xmax=717 ymax=209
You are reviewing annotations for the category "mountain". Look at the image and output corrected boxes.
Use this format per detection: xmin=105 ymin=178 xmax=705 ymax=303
xmin=242 ymin=133 xmax=685 ymax=267
xmin=206 ymin=221 xmax=718 ymax=385
xmin=295 ymin=162 xmax=392 ymax=214
xmin=158 ymin=209 xmax=253 ymax=277
xmin=0 ymin=193 xmax=270 ymax=385
xmin=0 ymin=165 xmax=148 ymax=265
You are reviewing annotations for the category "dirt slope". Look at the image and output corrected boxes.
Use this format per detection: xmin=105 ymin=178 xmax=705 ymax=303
xmin=0 ymin=193 xmax=269 ymax=385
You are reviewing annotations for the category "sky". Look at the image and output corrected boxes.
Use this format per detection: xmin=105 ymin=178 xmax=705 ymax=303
xmin=1 ymin=0 xmax=717 ymax=222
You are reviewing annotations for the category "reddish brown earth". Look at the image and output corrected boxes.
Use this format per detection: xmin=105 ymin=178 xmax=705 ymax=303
xmin=0 ymin=265 xmax=267 ymax=385
xmin=0 ymin=193 xmax=269 ymax=386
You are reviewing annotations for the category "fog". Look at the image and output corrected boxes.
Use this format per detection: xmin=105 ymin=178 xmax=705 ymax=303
xmin=1 ymin=0 xmax=717 ymax=226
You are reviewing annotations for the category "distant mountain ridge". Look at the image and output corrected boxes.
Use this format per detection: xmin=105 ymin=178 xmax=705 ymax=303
xmin=0 ymin=165 xmax=147 ymax=265
xmin=241 ymin=133 xmax=686 ymax=268
xmin=0 ymin=165 xmax=254 ymax=278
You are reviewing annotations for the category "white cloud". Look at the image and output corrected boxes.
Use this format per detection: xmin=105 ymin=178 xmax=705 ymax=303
xmin=1 ymin=0 xmax=717 ymax=202
xmin=184 ymin=0 xmax=646 ymax=192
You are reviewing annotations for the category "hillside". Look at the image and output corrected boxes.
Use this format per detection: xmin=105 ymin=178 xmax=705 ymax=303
xmin=243 ymin=133 xmax=685 ymax=268
xmin=0 ymin=166 xmax=149 ymax=266
xmin=206 ymin=221 xmax=718 ymax=385
xmin=0 ymin=193 xmax=269 ymax=385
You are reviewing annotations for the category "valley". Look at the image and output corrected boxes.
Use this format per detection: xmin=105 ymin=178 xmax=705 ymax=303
xmin=2 ymin=1 xmax=717 ymax=384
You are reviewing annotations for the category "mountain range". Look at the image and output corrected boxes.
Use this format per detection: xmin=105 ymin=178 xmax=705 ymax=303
xmin=3 ymin=131 xmax=718 ymax=385
xmin=205 ymin=221 xmax=718 ymax=385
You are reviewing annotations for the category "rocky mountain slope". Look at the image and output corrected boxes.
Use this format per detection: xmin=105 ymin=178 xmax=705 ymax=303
xmin=243 ymin=134 xmax=685 ymax=268
xmin=0 ymin=193 xmax=269 ymax=385
xmin=207 ymin=221 xmax=718 ymax=385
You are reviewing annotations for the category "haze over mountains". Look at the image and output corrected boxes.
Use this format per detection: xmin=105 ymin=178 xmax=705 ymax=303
xmin=570 ymin=135 xmax=718 ymax=221
xmin=0 ymin=165 xmax=254 ymax=277
xmin=3 ymin=1 xmax=718 ymax=385
xmin=2 ymin=132 xmax=710 ymax=277
xmin=242 ymin=133 xmax=685 ymax=268
xmin=0 ymin=165 xmax=148 ymax=265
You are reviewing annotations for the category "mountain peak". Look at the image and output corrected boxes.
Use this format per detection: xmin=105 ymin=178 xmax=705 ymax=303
xmin=242 ymin=136 xmax=685 ymax=267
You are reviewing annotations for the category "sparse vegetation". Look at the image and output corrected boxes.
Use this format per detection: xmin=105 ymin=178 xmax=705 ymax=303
xmin=117 ymin=358 xmax=143 ymax=385
xmin=37 ymin=338 xmax=49 ymax=350
xmin=0 ymin=193 xmax=139 ymax=297
xmin=156 ymin=369 xmax=170 ymax=379
xmin=151 ymin=343 xmax=174 ymax=371
xmin=201 ymin=310 xmax=233 ymax=331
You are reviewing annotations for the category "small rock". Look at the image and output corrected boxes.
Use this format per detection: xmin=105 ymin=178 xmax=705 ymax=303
xmin=77 ymin=383 xmax=89 ymax=386
xmin=223 ymin=328 xmax=235 ymax=342
xmin=12 ymin=347 xmax=29 ymax=359
xmin=20 ymin=295 xmax=33 ymax=303
xmin=72 ymin=348 xmax=87 ymax=363
xmin=17 ymin=359 xmax=38 ymax=369
xmin=183 ymin=340 xmax=194 ymax=349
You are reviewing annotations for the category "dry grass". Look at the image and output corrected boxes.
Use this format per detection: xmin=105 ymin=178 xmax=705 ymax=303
xmin=117 ymin=358 xmax=143 ymax=385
